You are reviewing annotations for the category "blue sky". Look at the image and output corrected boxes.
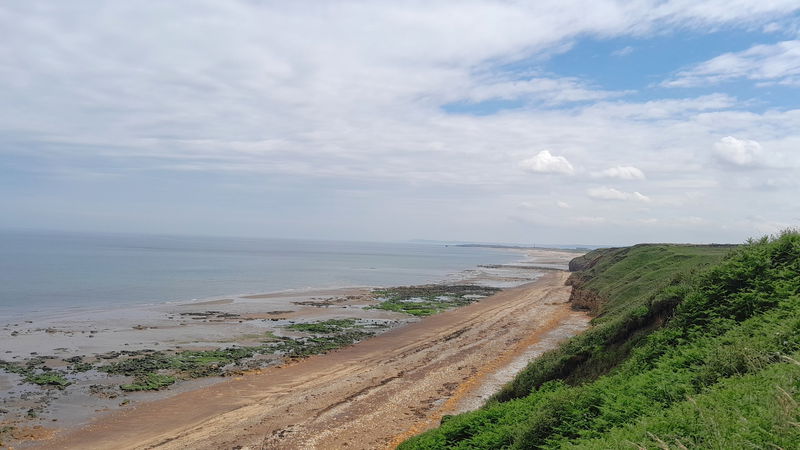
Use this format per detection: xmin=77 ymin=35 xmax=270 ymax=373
xmin=446 ymin=24 xmax=800 ymax=115
xmin=1 ymin=1 xmax=800 ymax=245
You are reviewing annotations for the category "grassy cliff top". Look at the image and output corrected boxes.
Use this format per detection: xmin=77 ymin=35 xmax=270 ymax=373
xmin=401 ymin=233 xmax=800 ymax=449
xmin=572 ymin=244 xmax=733 ymax=322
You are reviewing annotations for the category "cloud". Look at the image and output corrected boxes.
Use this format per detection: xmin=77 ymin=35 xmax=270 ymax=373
xmin=582 ymin=94 xmax=736 ymax=119
xmin=713 ymin=136 xmax=763 ymax=167
xmin=557 ymin=201 xmax=571 ymax=209
xmin=519 ymin=150 xmax=575 ymax=175
xmin=663 ymin=40 xmax=800 ymax=87
xmin=596 ymin=166 xmax=646 ymax=180
xmin=612 ymin=46 xmax=634 ymax=57
xmin=587 ymin=187 xmax=651 ymax=202
xmin=0 ymin=1 xmax=799 ymax=244
xmin=463 ymin=76 xmax=629 ymax=106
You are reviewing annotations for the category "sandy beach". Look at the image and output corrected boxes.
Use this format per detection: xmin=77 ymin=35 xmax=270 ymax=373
xmin=45 ymin=270 xmax=587 ymax=449
xmin=0 ymin=249 xmax=586 ymax=448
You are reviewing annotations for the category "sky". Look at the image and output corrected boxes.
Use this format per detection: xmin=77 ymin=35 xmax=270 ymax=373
xmin=1 ymin=1 xmax=799 ymax=245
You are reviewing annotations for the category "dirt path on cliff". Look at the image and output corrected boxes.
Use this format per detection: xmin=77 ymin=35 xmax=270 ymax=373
xmin=44 ymin=271 xmax=589 ymax=450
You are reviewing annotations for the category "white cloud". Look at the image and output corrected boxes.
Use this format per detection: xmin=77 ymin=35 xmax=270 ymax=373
xmin=557 ymin=200 xmax=571 ymax=209
xmin=464 ymin=76 xmax=629 ymax=105
xmin=582 ymin=94 xmax=736 ymax=119
xmin=663 ymin=40 xmax=800 ymax=87
xmin=612 ymin=46 xmax=634 ymax=57
xmin=0 ymin=1 xmax=799 ymax=244
xmin=587 ymin=187 xmax=651 ymax=202
xmin=713 ymin=136 xmax=763 ymax=167
xmin=596 ymin=165 xmax=646 ymax=180
xmin=519 ymin=150 xmax=575 ymax=175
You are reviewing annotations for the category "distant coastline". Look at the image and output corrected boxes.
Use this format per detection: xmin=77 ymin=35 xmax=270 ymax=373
xmin=453 ymin=243 xmax=592 ymax=251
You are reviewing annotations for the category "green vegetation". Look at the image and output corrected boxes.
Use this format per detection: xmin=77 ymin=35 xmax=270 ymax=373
xmin=0 ymin=359 xmax=71 ymax=389
xmin=401 ymin=232 xmax=800 ymax=449
xmin=101 ymin=347 xmax=257 ymax=380
xmin=24 ymin=371 xmax=71 ymax=389
xmin=287 ymin=318 xmax=359 ymax=333
xmin=493 ymin=244 xmax=731 ymax=401
xmin=65 ymin=355 xmax=94 ymax=373
xmin=272 ymin=330 xmax=374 ymax=357
xmin=120 ymin=373 xmax=177 ymax=391
xmin=277 ymin=318 xmax=384 ymax=356
xmin=97 ymin=319 xmax=383 ymax=389
xmin=370 ymin=285 xmax=501 ymax=316
xmin=0 ymin=318 xmax=388 ymax=393
xmin=2 ymin=283 xmax=493 ymax=397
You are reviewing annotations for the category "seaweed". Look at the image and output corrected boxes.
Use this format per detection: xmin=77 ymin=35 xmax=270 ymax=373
xmin=0 ymin=360 xmax=71 ymax=389
xmin=120 ymin=373 xmax=176 ymax=391
xmin=370 ymin=285 xmax=501 ymax=316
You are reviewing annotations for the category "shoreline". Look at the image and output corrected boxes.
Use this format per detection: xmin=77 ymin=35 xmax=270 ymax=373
xmin=0 ymin=248 xmax=579 ymax=448
xmin=0 ymin=246 xmax=547 ymax=323
xmin=45 ymin=271 xmax=589 ymax=449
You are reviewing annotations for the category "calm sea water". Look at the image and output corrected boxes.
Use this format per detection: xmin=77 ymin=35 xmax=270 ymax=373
xmin=0 ymin=230 xmax=517 ymax=317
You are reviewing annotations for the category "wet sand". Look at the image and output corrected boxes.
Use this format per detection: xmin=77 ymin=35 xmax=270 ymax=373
xmin=0 ymin=287 xmax=411 ymax=438
xmin=45 ymin=270 xmax=589 ymax=449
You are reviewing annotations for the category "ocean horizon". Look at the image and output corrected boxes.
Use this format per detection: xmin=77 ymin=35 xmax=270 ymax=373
xmin=0 ymin=229 xmax=520 ymax=319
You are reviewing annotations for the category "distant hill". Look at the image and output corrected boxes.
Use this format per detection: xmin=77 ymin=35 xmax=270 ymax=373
xmin=401 ymin=232 xmax=800 ymax=449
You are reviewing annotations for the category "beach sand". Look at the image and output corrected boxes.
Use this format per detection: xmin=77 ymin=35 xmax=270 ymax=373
xmin=42 ymin=269 xmax=589 ymax=449
xmin=1 ymin=248 xmax=585 ymax=448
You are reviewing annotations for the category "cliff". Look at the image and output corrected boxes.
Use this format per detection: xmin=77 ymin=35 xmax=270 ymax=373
xmin=401 ymin=236 xmax=800 ymax=449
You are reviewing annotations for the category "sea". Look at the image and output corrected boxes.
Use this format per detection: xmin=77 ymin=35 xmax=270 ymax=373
xmin=0 ymin=230 xmax=520 ymax=319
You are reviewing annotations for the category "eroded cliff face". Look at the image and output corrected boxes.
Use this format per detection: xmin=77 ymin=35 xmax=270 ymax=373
xmin=567 ymin=250 xmax=607 ymax=272
xmin=566 ymin=252 xmax=607 ymax=315
xmin=565 ymin=283 xmax=605 ymax=315
xmin=567 ymin=255 xmax=592 ymax=272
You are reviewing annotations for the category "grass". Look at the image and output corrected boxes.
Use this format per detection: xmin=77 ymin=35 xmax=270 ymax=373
xmin=401 ymin=232 xmax=800 ymax=449
xmin=370 ymin=285 xmax=501 ymax=316
xmin=492 ymin=244 xmax=730 ymax=402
